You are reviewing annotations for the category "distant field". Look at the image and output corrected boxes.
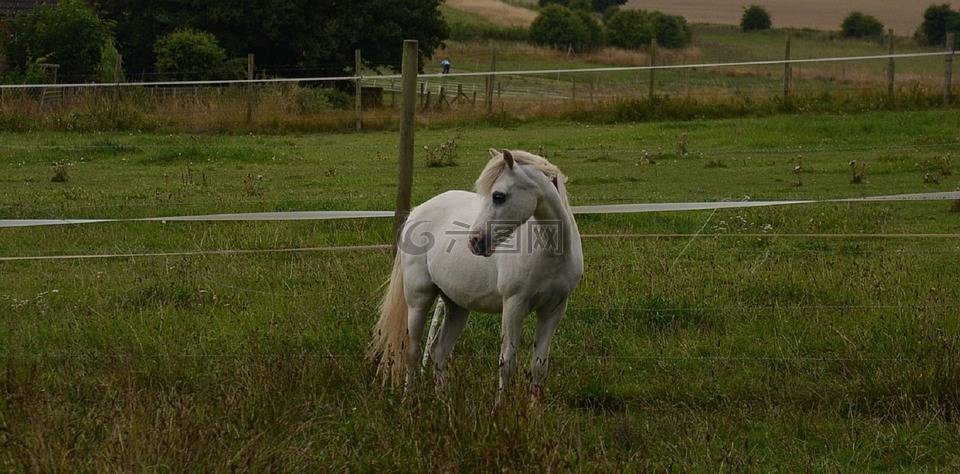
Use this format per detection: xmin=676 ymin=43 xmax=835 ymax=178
xmin=445 ymin=0 xmax=536 ymax=26
xmin=626 ymin=0 xmax=925 ymax=35
xmin=448 ymin=0 xmax=928 ymax=36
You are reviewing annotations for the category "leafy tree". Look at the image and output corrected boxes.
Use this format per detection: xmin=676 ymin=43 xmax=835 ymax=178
xmin=575 ymin=9 xmax=605 ymax=50
xmin=651 ymin=12 xmax=692 ymax=48
xmin=569 ymin=0 xmax=592 ymax=12
xmin=741 ymin=4 xmax=772 ymax=32
xmin=95 ymin=0 xmax=449 ymax=78
xmin=841 ymin=11 xmax=885 ymax=38
xmin=2 ymin=0 xmax=114 ymax=82
xmin=154 ymin=28 xmax=243 ymax=81
xmin=915 ymin=3 xmax=960 ymax=47
xmin=530 ymin=4 xmax=596 ymax=52
xmin=591 ymin=0 xmax=627 ymax=12
xmin=606 ymin=10 xmax=654 ymax=49
xmin=606 ymin=10 xmax=690 ymax=49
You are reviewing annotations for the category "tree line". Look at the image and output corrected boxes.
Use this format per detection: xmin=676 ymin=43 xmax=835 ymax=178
xmin=0 ymin=0 xmax=448 ymax=83
xmin=524 ymin=3 xmax=960 ymax=53
xmin=1 ymin=1 xmax=957 ymax=84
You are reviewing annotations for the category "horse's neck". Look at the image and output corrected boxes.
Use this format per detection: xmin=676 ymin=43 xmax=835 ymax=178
xmin=534 ymin=187 xmax=582 ymax=260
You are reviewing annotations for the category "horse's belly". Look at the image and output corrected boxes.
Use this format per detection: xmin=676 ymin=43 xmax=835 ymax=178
xmin=428 ymin=248 xmax=503 ymax=313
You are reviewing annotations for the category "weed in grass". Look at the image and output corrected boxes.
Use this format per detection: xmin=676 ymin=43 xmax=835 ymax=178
xmin=50 ymin=162 xmax=68 ymax=183
xmin=849 ymin=160 xmax=866 ymax=184
xmin=794 ymin=155 xmax=803 ymax=186
xmin=587 ymin=144 xmax=618 ymax=162
xmin=424 ymin=130 xmax=461 ymax=168
xmin=635 ymin=149 xmax=659 ymax=166
xmin=705 ymin=158 xmax=727 ymax=169
xmin=243 ymin=173 xmax=264 ymax=196
xmin=917 ymin=154 xmax=952 ymax=178
xmin=676 ymin=132 xmax=689 ymax=155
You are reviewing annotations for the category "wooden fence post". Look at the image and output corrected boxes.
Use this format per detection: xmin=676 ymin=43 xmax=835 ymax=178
xmin=395 ymin=40 xmax=418 ymax=251
xmin=246 ymin=53 xmax=254 ymax=126
xmin=648 ymin=38 xmax=657 ymax=100
xmin=355 ymin=49 xmax=362 ymax=131
xmin=886 ymin=29 xmax=895 ymax=102
xmin=486 ymin=47 xmax=497 ymax=115
xmin=112 ymin=54 xmax=122 ymax=110
xmin=783 ymin=35 xmax=791 ymax=99
xmin=945 ymin=32 xmax=955 ymax=105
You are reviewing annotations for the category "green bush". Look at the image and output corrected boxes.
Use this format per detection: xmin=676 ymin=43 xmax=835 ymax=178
xmin=915 ymin=3 xmax=960 ymax=47
xmin=1 ymin=0 xmax=113 ymax=82
xmin=154 ymin=28 xmax=242 ymax=81
xmin=841 ymin=11 xmax=885 ymax=38
xmin=606 ymin=10 xmax=655 ymax=49
xmin=651 ymin=12 xmax=692 ymax=48
xmin=606 ymin=10 xmax=690 ymax=49
xmin=741 ymin=4 xmax=773 ymax=32
xmin=575 ymin=10 xmax=605 ymax=50
xmin=530 ymin=5 xmax=597 ymax=52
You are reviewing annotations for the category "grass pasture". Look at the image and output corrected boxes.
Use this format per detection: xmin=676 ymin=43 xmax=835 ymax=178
xmin=2 ymin=110 xmax=960 ymax=470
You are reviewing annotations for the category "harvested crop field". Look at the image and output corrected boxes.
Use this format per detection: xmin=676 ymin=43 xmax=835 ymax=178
xmin=449 ymin=0 xmax=927 ymax=36
xmin=445 ymin=0 xmax=537 ymax=26
xmin=625 ymin=0 xmax=926 ymax=36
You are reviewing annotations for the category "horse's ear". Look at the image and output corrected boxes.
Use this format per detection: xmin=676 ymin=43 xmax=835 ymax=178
xmin=503 ymin=150 xmax=515 ymax=169
xmin=489 ymin=148 xmax=500 ymax=158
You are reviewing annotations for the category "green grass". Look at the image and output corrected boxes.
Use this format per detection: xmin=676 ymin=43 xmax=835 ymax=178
xmin=2 ymin=110 xmax=960 ymax=470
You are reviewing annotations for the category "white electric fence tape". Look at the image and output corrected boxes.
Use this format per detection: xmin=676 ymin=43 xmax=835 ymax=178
xmin=4 ymin=191 xmax=959 ymax=230
xmin=2 ymin=191 xmax=959 ymax=262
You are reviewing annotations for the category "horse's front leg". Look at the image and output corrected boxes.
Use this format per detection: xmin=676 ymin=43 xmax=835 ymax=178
xmin=530 ymin=299 xmax=568 ymax=403
xmin=496 ymin=300 xmax=527 ymax=406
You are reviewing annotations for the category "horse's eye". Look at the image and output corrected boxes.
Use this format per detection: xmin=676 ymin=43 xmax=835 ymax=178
xmin=492 ymin=191 xmax=507 ymax=205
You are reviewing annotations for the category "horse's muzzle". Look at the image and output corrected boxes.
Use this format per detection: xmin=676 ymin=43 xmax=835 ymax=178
xmin=468 ymin=230 xmax=495 ymax=257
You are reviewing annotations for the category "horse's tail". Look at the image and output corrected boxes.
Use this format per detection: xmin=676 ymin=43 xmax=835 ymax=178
xmin=367 ymin=250 xmax=408 ymax=386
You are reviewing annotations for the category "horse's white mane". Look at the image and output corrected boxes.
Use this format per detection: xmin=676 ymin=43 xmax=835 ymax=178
xmin=475 ymin=149 xmax=570 ymax=207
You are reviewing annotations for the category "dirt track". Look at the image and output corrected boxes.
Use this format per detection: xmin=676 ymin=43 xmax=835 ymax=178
xmin=447 ymin=0 xmax=928 ymax=36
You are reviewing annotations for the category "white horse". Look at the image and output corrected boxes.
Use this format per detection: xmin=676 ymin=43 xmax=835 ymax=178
xmin=368 ymin=149 xmax=583 ymax=404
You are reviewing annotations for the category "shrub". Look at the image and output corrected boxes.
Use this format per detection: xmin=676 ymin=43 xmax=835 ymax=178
xmin=741 ymin=4 xmax=773 ymax=32
xmin=575 ymin=10 xmax=606 ymax=50
xmin=606 ymin=10 xmax=691 ymax=49
xmin=651 ymin=12 xmax=692 ymax=48
xmin=915 ymin=3 xmax=960 ymax=47
xmin=154 ymin=28 xmax=242 ymax=81
xmin=530 ymin=5 xmax=596 ymax=52
xmin=1 ymin=0 xmax=114 ymax=82
xmin=841 ymin=11 xmax=885 ymax=38
xmin=606 ymin=10 xmax=655 ymax=49
xmin=592 ymin=0 xmax=627 ymax=12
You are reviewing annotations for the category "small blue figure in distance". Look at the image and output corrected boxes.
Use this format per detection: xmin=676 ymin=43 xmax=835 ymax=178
xmin=441 ymin=59 xmax=451 ymax=74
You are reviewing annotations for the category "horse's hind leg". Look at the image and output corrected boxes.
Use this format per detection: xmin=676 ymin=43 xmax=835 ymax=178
xmin=530 ymin=299 xmax=568 ymax=402
xmin=429 ymin=297 xmax=470 ymax=399
xmin=404 ymin=284 xmax=438 ymax=393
